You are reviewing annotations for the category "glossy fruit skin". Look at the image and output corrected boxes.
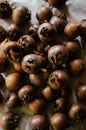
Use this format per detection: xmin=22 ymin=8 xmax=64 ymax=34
xmin=76 ymin=84 xmax=86 ymax=101
xmin=69 ymin=103 xmax=86 ymax=122
xmin=0 ymin=26 xmax=7 ymax=42
xmin=5 ymin=72 xmax=24 ymax=92
xmin=6 ymin=24 xmax=22 ymax=41
xmin=42 ymin=85 xmax=59 ymax=101
xmin=48 ymin=45 xmax=69 ymax=66
xmin=30 ymin=115 xmax=50 ymax=130
xmin=0 ymin=0 xmax=12 ymax=19
xmin=64 ymin=21 xmax=80 ymax=39
xmin=22 ymin=54 xmax=46 ymax=74
xmin=63 ymin=40 xmax=82 ymax=59
xmin=48 ymin=70 xmax=69 ymax=90
xmin=12 ymin=5 xmax=31 ymax=25
xmin=18 ymin=35 xmax=36 ymax=55
xmin=38 ymin=22 xmax=57 ymax=44
xmin=4 ymin=93 xmax=21 ymax=108
xmin=2 ymin=112 xmax=19 ymax=130
xmin=68 ymin=58 xmax=86 ymax=76
xmin=80 ymin=19 xmax=86 ymax=37
xmin=18 ymin=85 xmax=35 ymax=103
xmin=48 ymin=0 xmax=67 ymax=8
xmin=50 ymin=113 xmax=69 ymax=130
xmin=36 ymin=5 xmax=52 ymax=22
xmin=28 ymin=98 xmax=45 ymax=114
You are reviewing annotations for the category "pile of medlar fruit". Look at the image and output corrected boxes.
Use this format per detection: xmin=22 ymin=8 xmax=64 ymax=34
xmin=0 ymin=0 xmax=86 ymax=130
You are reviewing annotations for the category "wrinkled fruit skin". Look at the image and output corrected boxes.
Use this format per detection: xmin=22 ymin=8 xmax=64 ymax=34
xmin=38 ymin=22 xmax=57 ymax=44
xmin=48 ymin=45 xmax=69 ymax=66
xmin=48 ymin=70 xmax=69 ymax=90
xmin=22 ymin=54 xmax=46 ymax=74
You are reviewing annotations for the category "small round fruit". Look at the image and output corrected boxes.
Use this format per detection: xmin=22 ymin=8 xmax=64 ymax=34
xmin=18 ymin=85 xmax=35 ymax=103
xmin=4 ymin=93 xmax=21 ymax=108
xmin=18 ymin=35 xmax=36 ymax=54
xmin=30 ymin=115 xmax=50 ymax=130
xmin=3 ymin=41 xmax=23 ymax=62
xmin=63 ymin=40 xmax=82 ymax=59
xmin=48 ymin=45 xmax=69 ymax=66
xmin=5 ymin=72 xmax=24 ymax=91
xmin=38 ymin=22 xmax=57 ymax=44
xmin=36 ymin=5 xmax=52 ymax=22
xmin=42 ymin=85 xmax=59 ymax=101
xmin=22 ymin=54 xmax=46 ymax=74
xmin=50 ymin=15 xmax=67 ymax=34
xmin=28 ymin=98 xmax=45 ymax=114
xmin=12 ymin=5 xmax=31 ymax=25
xmin=69 ymin=103 xmax=86 ymax=122
xmin=76 ymin=84 xmax=86 ymax=101
xmin=29 ymin=70 xmax=48 ymax=87
xmin=50 ymin=113 xmax=69 ymax=130
xmin=68 ymin=58 xmax=86 ymax=76
xmin=64 ymin=21 xmax=80 ymax=39
xmin=1 ymin=112 xmax=19 ymax=130
xmin=48 ymin=70 xmax=69 ymax=90
xmin=6 ymin=24 xmax=22 ymax=41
